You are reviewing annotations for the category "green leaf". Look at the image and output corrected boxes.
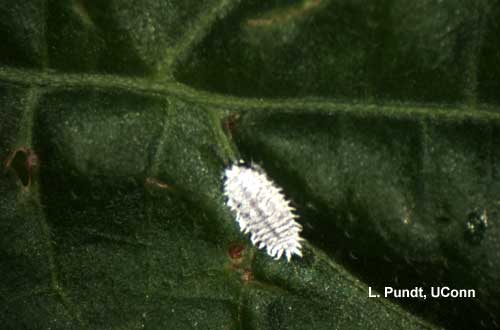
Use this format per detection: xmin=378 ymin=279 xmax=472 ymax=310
xmin=1 ymin=1 xmax=499 ymax=330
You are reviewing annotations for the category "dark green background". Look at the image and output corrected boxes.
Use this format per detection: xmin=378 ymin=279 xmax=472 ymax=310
xmin=1 ymin=1 xmax=500 ymax=329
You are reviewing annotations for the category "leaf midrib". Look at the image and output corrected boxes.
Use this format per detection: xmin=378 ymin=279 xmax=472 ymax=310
xmin=1 ymin=66 xmax=500 ymax=125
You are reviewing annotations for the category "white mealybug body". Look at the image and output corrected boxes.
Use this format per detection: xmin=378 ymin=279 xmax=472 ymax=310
xmin=223 ymin=162 xmax=303 ymax=261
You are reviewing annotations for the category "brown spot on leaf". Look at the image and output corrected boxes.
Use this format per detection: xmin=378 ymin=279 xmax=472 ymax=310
xmin=4 ymin=148 xmax=39 ymax=187
xmin=222 ymin=113 xmax=240 ymax=138
xmin=227 ymin=243 xmax=255 ymax=282
xmin=228 ymin=242 xmax=245 ymax=259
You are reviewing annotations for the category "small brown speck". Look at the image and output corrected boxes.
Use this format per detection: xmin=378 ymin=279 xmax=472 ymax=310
xmin=228 ymin=243 xmax=245 ymax=259
xmin=222 ymin=113 xmax=240 ymax=138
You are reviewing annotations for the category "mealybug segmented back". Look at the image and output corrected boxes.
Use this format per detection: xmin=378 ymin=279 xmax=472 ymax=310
xmin=223 ymin=162 xmax=303 ymax=261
